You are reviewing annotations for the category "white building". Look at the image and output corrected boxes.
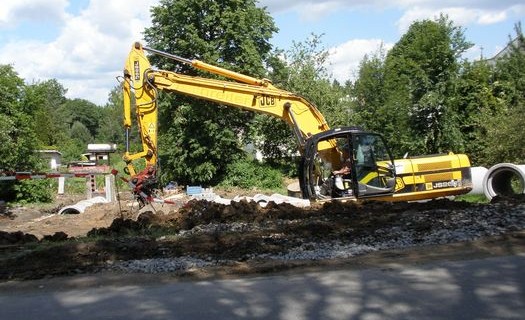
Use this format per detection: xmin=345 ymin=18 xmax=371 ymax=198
xmin=485 ymin=37 xmax=524 ymax=65
xmin=37 ymin=150 xmax=62 ymax=171
xmin=83 ymin=144 xmax=117 ymax=163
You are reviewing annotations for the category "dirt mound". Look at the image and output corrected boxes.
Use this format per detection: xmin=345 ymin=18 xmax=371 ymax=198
xmin=490 ymin=194 xmax=525 ymax=204
xmin=0 ymin=196 xmax=524 ymax=280
xmin=86 ymin=199 xmax=314 ymax=237
xmin=0 ymin=231 xmax=39 ymax=245
xmin=175 ymin=199 xmax=307 ymax=227
xmin=87 ymin=210 xmax=178 ymax=237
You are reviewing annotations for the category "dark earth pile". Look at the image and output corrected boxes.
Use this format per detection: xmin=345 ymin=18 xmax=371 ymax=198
xmin=0 ymin=195 xmax=524 ymax=280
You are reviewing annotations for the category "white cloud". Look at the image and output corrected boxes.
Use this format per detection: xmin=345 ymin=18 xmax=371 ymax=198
xmin=259 ymin=0 xmax=524 ymax=27
xmin=259 ymin=0 xmax=365 ymax=20
xmin=0 ymin=0 xmax=159 ymax=105
xmin=259 ymin=0 xmax=525 ymax=14
xmin=1 ymin=0 xmax=523 ymax=105
xmin=327 ymin=39 xmax=393 ymax=84
xmin=259 ymin=0 xmax=523 ymax=83
xmin=0 ymin=0 xmax=69 ymax=26
xmin=396 ymin=6 xmax=513 ymax=33
xmin=478 ymin=11 xmax=508 ymax=25
xmin=298 ymin=1 xmax=346 ymax=21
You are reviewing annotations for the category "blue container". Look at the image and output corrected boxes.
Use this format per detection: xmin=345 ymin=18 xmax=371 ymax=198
xmin=186 ymin=186 xmax=203 ymax=195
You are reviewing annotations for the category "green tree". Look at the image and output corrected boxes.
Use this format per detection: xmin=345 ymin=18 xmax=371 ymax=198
xmin=0 ymin=65 xmax=40 ymax=171
xmin=248 ymin=48 xmax=293 ymax=160
xmin=381 ymin=15 xmax=472 ymax=156
xmin=283 ymin=34 xmax=349 ymax=128
xmin=96 ymin=87 xmax=125 ymax=145
xmin=0 ymin=65 xmax=49 ymax=203
xmin=255 ymin=34 xmax=349 ymax=161
xmin=481 ymin=25 xmax=525 ymax=165
xmin=350 ymin=45 xmax=388 ymax=133
xmin=143 ymin=0 xmax=278 ymax=185
xmin=50 ymin=99 xmax=102 ymax=162
xmin=61 ymin=98 xmax=102 ymax=138
xmin=70 ymin=121 xmax=93 ymax=145
xmin=22 ymin=79 xmax=68 ymax=147
xmin=57 ymin=121 xmax=93 ymax=161
xmin=451 ymin=60 xmax=500 ymax=165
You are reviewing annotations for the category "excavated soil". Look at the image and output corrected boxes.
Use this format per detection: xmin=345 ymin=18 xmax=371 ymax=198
xmin=1 ymin=194 xmax=524 ymax=281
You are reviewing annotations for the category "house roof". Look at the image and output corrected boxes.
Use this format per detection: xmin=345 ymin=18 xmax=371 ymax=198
xmin=486 ymin=36 xmax=524 ymax=64
xmin=37 ymin=150 xmax=62 ymax=155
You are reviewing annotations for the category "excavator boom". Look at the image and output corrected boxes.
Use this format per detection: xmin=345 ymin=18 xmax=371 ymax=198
xmin=125 ymin=42 xmax=331 ymax=147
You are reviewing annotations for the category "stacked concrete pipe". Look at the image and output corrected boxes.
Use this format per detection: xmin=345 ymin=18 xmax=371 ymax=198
xmin=470 ymin=163 xmax=525 ymax=200
xmin=59 ymin=174 xmax=115 ymax=214
xmin=58 ymin=196 xmax=109 ymax=214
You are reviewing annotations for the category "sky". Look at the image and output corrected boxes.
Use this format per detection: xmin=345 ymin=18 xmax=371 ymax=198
xmin=0 ymin=0 xmax=523 ymax=106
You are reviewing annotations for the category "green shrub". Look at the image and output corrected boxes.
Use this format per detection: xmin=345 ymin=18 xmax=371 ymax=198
xmin=220 ymin=158 xmax=283 ymax=190
xmin=13 ymin=180 xmax=54 ymax=204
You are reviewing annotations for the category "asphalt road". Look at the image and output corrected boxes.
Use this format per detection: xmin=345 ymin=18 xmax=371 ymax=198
xmin=1 ymin=253 xmax=524 ymax=320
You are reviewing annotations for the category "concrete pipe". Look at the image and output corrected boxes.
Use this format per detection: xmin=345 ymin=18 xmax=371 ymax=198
xmin=483 ymin=163 xmax=525 ymax=201
xmin=59 ymin=196 xmax=109 ymax=214
xmin=468 ymin=166 xmax=488 ymax=195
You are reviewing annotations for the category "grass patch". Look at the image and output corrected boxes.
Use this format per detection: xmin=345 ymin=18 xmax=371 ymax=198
xmin=455 ymin=193 xmax=489 ymax=203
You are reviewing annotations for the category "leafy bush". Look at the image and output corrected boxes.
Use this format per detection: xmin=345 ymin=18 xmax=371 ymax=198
xmin=220 ymin=158 xmax=283 ymax=190
xmin=13 ymin=180 xmax=54 ymax=204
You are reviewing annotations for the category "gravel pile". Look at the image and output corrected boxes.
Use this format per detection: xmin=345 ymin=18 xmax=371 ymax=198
xmin=108 ymin=199 xmax=525 ymax=274
xmin=110 ymin=257 xmax=214 ymax=274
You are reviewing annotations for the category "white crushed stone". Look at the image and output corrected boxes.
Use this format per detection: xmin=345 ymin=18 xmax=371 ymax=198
xmin=110 ymin=257 xmax=213 ymax=273
xmin=107 ymin=202 xmax=525 ymax=274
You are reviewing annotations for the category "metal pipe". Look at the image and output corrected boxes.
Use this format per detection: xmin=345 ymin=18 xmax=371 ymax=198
xmin=125 ymin=128 xmax=130 ymax=152
xmin=142 ymin=44 xmax=267 ymax=86
xmin=142 ymin=45 xmax=193 ymax=65
xmin=284 ymin=102 xmax=306 ymax=148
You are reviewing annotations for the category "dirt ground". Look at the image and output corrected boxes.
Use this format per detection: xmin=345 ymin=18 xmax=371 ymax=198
xmin=1 ymin=192 xmax=524 ymax=281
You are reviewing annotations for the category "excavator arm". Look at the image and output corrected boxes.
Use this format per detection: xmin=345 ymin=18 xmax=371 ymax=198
xmin=122 ymin=42 xmax=338 ymax=198
xmin=143 ymin=69 xmax=333 ymax=146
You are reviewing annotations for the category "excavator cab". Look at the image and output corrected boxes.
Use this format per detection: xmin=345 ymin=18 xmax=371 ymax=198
xmin=300 ymin=127 xmax=396 ymax=200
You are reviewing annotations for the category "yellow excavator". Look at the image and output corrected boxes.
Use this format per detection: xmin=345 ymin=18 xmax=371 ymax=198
xmin=122 ymin=42 xmax=472 ymax=203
